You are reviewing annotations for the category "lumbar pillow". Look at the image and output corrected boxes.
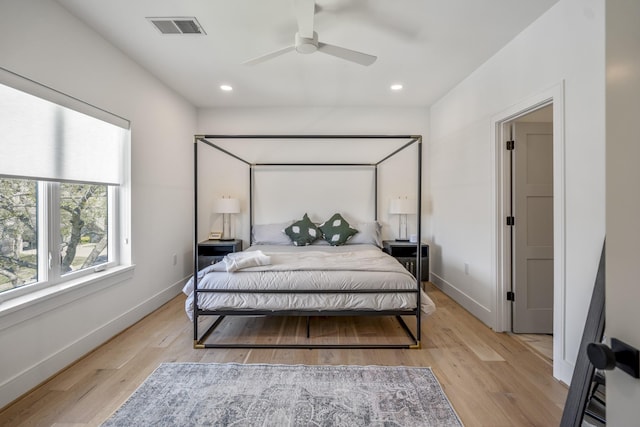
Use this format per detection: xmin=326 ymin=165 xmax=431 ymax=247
xmin=319 ymin=213 xmax=358 ymax=246
xmin=284 ymin=213 xmax=321 ymax=246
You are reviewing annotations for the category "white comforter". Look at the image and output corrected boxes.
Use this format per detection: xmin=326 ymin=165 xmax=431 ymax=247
xmin=182 ymin=244 xmax=436 ymax=320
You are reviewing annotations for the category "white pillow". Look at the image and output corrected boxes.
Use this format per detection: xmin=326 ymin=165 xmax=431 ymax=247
xmin=346 ymin=221 xmax=382 ymax=247
xmin=252 ymin=221 xmax=294 ymax=245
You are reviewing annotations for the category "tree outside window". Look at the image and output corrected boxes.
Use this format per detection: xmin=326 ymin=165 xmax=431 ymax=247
xmin=0 ymin=178 xmax=109 ymax=293
xmin=0 ymin=179 xmax=37 ymax=291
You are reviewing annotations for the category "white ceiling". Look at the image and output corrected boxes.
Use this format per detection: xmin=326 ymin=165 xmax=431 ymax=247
xmin=56 ymin=0 xmax=559 ymax=108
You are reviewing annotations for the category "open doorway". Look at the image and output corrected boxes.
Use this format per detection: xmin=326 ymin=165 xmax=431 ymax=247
xmin=493 ymin=82 xmax=567 ymax=380
xmin=504 ymin=104 xmax=554 ymax=360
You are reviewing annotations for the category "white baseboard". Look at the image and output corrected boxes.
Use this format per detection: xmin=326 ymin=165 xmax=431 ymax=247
xmin=430 ymin=273 xmax=494 ymax=328
xmin=554 ymin=356 xmax=574 ymax=386
xmin=0 ymin=278 xmax=187 ymax=410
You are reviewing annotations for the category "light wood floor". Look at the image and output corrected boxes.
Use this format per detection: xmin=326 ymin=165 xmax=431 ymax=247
xmin=514 ymin=333 xmax=554 ymax=363
xmin=0 ymin=283 xmax=567 ymax=426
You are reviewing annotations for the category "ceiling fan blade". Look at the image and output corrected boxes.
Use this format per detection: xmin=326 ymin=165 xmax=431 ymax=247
xmin=242 ymin=45 xmax=295 ymax=66
xmin=317 ymin=42 xmax=377 ymax=66
xmin=295 ymin=0 xmax=315 ymax=38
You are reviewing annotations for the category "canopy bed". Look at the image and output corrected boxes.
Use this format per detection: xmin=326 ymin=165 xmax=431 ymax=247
xmin=187 ymin=134 xmax=432 ymax=349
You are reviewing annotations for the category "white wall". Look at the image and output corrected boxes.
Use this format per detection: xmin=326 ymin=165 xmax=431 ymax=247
xmin=428 ymin=0 xmax=605 ymax=384
xmin=0 ymin=0 xmax=196 ymax=407
xmin=197 ymin=107 xmax=429 ymax=247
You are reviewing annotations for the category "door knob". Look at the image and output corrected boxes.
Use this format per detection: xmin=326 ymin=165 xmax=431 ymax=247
xmin=587 ymin=343 xmax=616 ymax=370
xmin=587 ymin=338 xmax=640 ymax=378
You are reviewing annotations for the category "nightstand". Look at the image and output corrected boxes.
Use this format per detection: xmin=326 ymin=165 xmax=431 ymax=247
xmin=382 ymin=240 xmax=429 ymax=281
xmin=197 ymin=239 xmax=242 ymax=270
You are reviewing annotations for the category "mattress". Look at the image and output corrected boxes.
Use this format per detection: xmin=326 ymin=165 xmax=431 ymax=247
xmin=183 ymin=244 xmax=436 ymax=320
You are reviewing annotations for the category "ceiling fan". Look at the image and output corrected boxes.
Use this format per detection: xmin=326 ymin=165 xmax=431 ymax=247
xmin=243 ymin=0 xmax=377 ymax=66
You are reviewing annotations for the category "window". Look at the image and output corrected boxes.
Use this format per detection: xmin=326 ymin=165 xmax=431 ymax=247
xmin=59 ymin=182 xmax=109 ymax=275
xmin=0 ymin=72 xmax=129 ymax=300
xmin=0 ymin=178 xmax=38 ymax=291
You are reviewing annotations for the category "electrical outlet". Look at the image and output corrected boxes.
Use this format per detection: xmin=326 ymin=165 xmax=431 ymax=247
xmin=464 ymin=263 xmax=469 ymax=275
xmin=172 ymin=254 xmax=177 ymax=266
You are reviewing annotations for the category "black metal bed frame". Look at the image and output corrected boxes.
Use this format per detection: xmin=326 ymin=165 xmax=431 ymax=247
xmin=193 ymin=134 xmax=423 ymax=349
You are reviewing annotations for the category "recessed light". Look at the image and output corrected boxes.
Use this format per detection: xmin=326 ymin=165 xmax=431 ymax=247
xmin=390 ymin=84 xmax=403 ymax=91
xmin=220 ymin=85 xmax=233 ymax=91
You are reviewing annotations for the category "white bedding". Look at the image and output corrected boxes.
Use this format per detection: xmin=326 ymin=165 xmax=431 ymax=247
xmin=183 ymin=244 xmax=436 ymax=320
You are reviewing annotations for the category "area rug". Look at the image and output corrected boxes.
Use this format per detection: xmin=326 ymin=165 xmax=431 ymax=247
xmin=102 ymin=363 xmax=463 ymax=426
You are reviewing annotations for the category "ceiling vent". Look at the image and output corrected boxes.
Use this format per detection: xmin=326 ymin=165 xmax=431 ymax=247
xmin=147 ymin=17 xmax=206 ymax=35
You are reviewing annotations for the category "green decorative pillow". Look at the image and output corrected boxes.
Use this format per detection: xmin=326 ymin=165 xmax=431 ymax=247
xmin=284 ymin=213 xmax=321 ymax=246
xmin=319 ymin=213 xmax=358 ymax=246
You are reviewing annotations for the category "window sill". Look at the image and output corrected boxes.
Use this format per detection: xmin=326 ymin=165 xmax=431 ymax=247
xmin=0 ymin=265 xmax=135 ymax=332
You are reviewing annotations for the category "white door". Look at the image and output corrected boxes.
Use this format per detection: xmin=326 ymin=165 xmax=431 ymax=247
xmin=512 ymin=122 xmax=554 ymax=333
xmin=606 ymin=0 xmax=640 ymax=423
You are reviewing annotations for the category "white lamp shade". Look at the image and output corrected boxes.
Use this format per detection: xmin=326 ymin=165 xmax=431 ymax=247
xmin=389 ymin=198 xmax=416 ymax=215
xmin=216 ymin=198 xmax=240 ymax=214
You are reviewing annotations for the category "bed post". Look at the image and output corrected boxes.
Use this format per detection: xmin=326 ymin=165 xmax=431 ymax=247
xmin=374 ymin=166 xmax=378 ymax=221
xmin=250 ymin=165 xmax=254 ymax=245
xmin=193 ymin=136 xmax=202 ymax=348
xmin=414 ymin=135 xmax=423 ymax=349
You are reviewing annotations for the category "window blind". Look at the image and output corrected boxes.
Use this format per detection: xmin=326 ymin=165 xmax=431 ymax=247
xmin=0 ymin=69 xmax=128 ymax=186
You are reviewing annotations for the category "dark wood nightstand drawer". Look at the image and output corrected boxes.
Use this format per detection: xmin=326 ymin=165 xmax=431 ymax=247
xmin=197 ymin=239 xmax=242 ymax=270
xmin=197 ymin=255 xmax=225 ymax=270
xmin=382 ymin=240 xmax=429 ymax=281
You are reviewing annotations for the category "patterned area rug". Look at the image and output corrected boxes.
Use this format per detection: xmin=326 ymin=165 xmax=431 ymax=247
xmin=102 ymin=363 xmax=463 ymax=426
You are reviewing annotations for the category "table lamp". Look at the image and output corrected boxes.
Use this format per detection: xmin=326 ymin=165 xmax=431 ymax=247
xmin=389 ymin=197 xmax=416 ymax=241
xmin=216 ymin=197 xmax=240 ymax=241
